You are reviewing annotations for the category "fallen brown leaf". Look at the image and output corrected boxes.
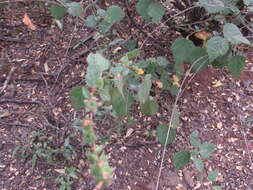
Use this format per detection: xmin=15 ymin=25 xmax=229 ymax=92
xmin=23 ymin=13 xmax=37 ymax=30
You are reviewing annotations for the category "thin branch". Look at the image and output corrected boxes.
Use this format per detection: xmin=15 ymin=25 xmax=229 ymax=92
xmin=242 ymin=130 xmax=253 ymax=166
xmin=0 ymin=99 xmax=42 ymax=105
xmin=0 ymin=66 xmax=16 ymax=96
xmin=124 ymin=0 xmax=167 ymax=54
xmin=139 ymin=5 xmax=197 ymax=53
xmin=155 ymin=56 xmax=208 ymax=190
xmin=0 ymin=0 xmax=64 ymax=7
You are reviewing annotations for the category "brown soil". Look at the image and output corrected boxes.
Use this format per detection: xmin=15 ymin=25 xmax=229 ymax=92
xmin=0 ymin=1 xmax=253 ymax=190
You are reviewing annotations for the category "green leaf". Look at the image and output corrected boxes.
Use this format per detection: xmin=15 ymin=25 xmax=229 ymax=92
xmin=171 ymin=38 xmax=195 ymax=65
xmin=167 ymin=84 xmax=179 ymax=96
xmin=138 ymin=74 xmax=152 ymax=103
xmin=97 ymin=9 xmax=106 ymax=17
xmin=114 ymin=73 xmax=125 ymax=99
xmin=213 ymin=185 xmax=222 ymax=190
xmin=244 ymin=0 xmax=253 ymax=6
xmin=199 ymin=142 xmax=215 ymax=159
xmin=191 ymin=156 xmax=204 ymax=171
xmin=189 ymin=130 xmax=201 ymax=148
xmin=208 ymin=170 xmax=219 ymax=181
xmin=211 ymin=54 xmax=229 ymax=68
xmin=67 ymin=2 xmax=83 ymax=17
xmin=207 ymin=37 xmax=229 ymax=62
xmin=227 ymin=55 xmax=245 ymax=76
xmin=32 ymin=154 xmax=37 ymax=169
xmin=50 ymin=4 xmax=67 ymax=20
xmin=85 ymin=15 xmax=99 ymax=27
xmin=188 ymin=47 xmax=209 ymax=72
xmin=98 ymin=20 xmax=112 ymax=33
xmin=109 ymin=38 xmax=124 ymax=46
xmin=110 ymin=88 xmax=133 ymax=117
xmin=156 ymin=125 xmax=177 ymax=146
xmin=140 ymin=99 xmax=159 ymax=115
xmin=147 ymin=2 xmax=165 ymax=22
xmin=173 ymin=150 xmax=191 ymax=170
xmin=123 ymin=39 xmax=138 ymax=51
xmin=171 ymin=107 xmax=180 ymax=128
xmin=85 ymin=53 xmax=110 ymax=87
xmin=98 ymin=88 xmax=111 ymax=102
xmin=105 ymin=6 xmax=125 ymax=24
xmin=223 ymin=23 xmax=250 ymax=45
xmin=126 ymin=49 xmax=141 ymax=59
xmin=70 ymin=86 xmax=87 ymax=109
xmin=156 ymin=56 xmax=169 ymax=67
xmin=196 ymin=0 xmax=225 ymax=13
xmin=136 ymin=0 xmax=153 ymax=20
xmin=82 ymin=126 xmax=96 ymax=145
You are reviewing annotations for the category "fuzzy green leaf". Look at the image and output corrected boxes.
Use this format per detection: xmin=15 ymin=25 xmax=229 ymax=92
xmin=244 ymin=0 xmax=253 ymax=6
xmin=171 ymin=38 xmax=195 ymax=65
xmin=199 ymin=142 xmax=215 ymax=159
xmin=207 ymin=37 xmax=229 ymax=62
xmin=105 ymin=6 xmax=125 ymax=24
xmin=82 ymin=126 xmax=96 ymax=145
xmin=98 ymin=20 xmax=112 ymax=33
xmin=156 ymin=56 xmax=169 ymax=67
xmin=110 ymin=88 xmax=133 ymax=117
xmin=138 ymin=74 xmax=152 ymax=103
xmin=188 ymin=47 xmax=209 ymax=72
xmin=70 ymin=86 xmax=87 ymax=109
xmin=156 ymin=125 xmax=177 ymax=146
xmin=190 ymin=130 xmax=201 ymax=148
xmin=67 ymin=2 xmax=83 ymax=17
xmin=208 ymin=170 xmax=219 ymax=181
xmin=126 ymin=49 xmax=141 ymax=59
xmin=171 ymin=107 xmax=180 ymax=128
xmin=213 ymin=185 xmax=222 ymax=190
xmin=223 ymin=23 xmax=250 ymax=45
xmin=114 ymin=74 xmax=125 ymax=99
xmin=191 ymin=156 xmax=204 ymax=171
xmin=197 ymin=0 xmax=225 ymax=13
xmin=136 ymin=0 xmax=153 ymax=20
xmin=85 ymin=15 xmax=99 ymax=27
xmin=123 ymin=40 xmax=138 ymax=51
xmin=173 ymin=150 xmax=191 ymax=170
xmin=211 ymin=54 xmax=229 ymax=68
xmin=147 ymin=2 xmax=165 ymax=22
xmin=227 ymin=55 xmax=245 ymax=76
xmin=85 ymin=53 xmax=110 ymax=87
xmin=50 ymin=4 xmax=67 ymax=20
xmin=140 ymin=99 xmax=159 ymax=115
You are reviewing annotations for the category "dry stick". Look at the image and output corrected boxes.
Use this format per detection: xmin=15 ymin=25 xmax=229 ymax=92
xmin=238 ymin=16 xmax=253 ymax=34
xmin=239 ymin=116 xmax=253 ymax=171
xmin=50 ymin=17 xmax=79 ymax=91
xmin=138 ymin=5 xmax=197 ymax=54
xmin=0 ymin=66 xmax=16 ymax=96
xmin=0 ymin=0 xmax=64 ymax=7
xmin=155 ymin=56 xmax=208 ymax=190
xmin=51 ymin=0 xmax=88 ymax=90
xmin=123 ymin=0 xmax=167 ymax=54
xmin=0 ymin=99 xmax=42 ymax=105
xmin=242 ymin=131 xmax=253 ymax=167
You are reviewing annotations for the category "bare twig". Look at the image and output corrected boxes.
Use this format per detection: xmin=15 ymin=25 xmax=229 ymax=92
xmin=0 ymin=0 xmax=64 ymax=7
xmin=0 ymin=99 xmax=42 ymax=105
xmin=124 ymin=0 xmax=167 ymax=54
xmin=155 ymin=57 xmax=208 ymax=190
xmin=242 ymin=130 xmax=253 ymax=168
xmin=0 ymin=66 xmax=16 ymax=96
xmin=139 ymin=5 xmax=197 ymax=53
xmin=0 ymin=36 xmax=26 ymax=43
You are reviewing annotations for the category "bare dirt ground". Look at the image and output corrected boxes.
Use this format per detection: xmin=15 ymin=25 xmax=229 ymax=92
xmin=0 ymin=1 xmax=253 ymax=190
